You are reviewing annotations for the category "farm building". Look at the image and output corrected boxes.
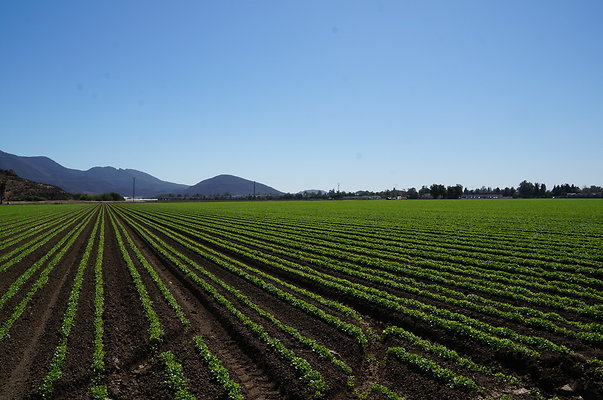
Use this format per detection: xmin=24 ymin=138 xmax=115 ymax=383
xmin=461 ymin=194 xmax=503 ymax=199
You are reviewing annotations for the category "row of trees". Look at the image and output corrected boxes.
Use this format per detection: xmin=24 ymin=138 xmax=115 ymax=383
xmin=156 ymin=193 xmax=280 ymax=201
xmin=91 ymin=183 xmax=603 ymax=202
xmin=3 ymin=192 xmax=125 ymax=203
xmin=161 ymin=182 xmax=601 ymax=201
xmin=319 ymin=181 xmax=602 ymax=200
xmin=71 ymin=192 xmax=125 ymax=201
xmin=506 ymin=181 xmax=602 ymax=198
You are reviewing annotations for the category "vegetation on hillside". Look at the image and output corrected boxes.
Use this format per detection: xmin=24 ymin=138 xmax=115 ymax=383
xmin=0 ymin=169 xmax=71 ymax=203
xmin=0 ymin=169 xmax=124 ymax=203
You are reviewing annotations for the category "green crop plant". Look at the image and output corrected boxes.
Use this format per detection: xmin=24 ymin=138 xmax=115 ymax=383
xmin=358 ymin=384 xmax=406 ymax=400
xmin=193 ymin=336 xmax=243 ymax=400
xmin=39 ymin=210 xmax=102 ymax=398
xmin=123 ymin=208 xmax=367 ymax=346
xmin=112 ymin=208 xmax=328 ymax=398
xmin=0 ymin=209 xmax=97 ymax=341
xmin=0 ymin=207 xmax=89 ymax=271
xmin=387 ymin=347 xmax=480 ymax=391
xmin=108 ymin=211 xmax=164 ymax=346
xmin=0 ymin=209 xmax=95 ymax=308
xmin=160 ymin=351 xmax=198 ymax=400
xmin=112 ymin=215 xmax=190 ymax=327
xmin=90 ymin=207 xmax=107 ymax=399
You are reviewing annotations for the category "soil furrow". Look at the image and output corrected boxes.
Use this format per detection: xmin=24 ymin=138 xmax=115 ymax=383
xmin=0 ymin=211 xmax=95 ymax=399
xmin=116 ymin=212 xmax=289 ymax=399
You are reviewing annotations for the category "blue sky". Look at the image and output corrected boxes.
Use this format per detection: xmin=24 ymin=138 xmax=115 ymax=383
xmin=1 ymin=1 xmax=601 ymax=193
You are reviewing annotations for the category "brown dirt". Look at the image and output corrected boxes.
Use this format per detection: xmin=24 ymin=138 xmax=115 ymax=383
xmin=0 ymin=210 xmax=96 ymax=399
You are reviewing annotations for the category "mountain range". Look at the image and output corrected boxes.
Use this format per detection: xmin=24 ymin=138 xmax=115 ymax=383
xmin=0 ymin=150 xmax=283 ymax=198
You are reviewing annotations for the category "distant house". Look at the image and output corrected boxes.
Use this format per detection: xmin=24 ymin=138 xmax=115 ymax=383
xmin=567 ymin=192 xmax=602 ymax=198
xmin=461 ymin=194 xmax=503 ymax=199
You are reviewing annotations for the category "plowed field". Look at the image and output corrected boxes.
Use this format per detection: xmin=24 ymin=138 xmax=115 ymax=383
xmin=1 ymin=200 xmax=602 ymax=400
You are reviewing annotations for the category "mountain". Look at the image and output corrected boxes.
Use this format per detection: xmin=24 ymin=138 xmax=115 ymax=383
xmin=84 ymin=166 xmax=188 ymax=197
xmin=0 ymin=150 xmax=188 ymax=197
xmin=0 ymin=150 xmax=285 ymax=198
xmin=0 ymin=169 xmax=71 ymax=202
xmin=183 ymin=174 xmax=283 ymax=197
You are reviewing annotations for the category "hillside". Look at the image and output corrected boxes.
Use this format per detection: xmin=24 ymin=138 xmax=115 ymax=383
xmin=183 ymin=174 xmax=283 ymax=197
xmin=84 ymin=166 xmax=188 ymax=197
xmin=0 ymin=150 xmax=188 ymax=197
xmin=0 ymin=169 xmax=71 ymax=202
xmin=0 ymin=150 xmax=285 ymax=198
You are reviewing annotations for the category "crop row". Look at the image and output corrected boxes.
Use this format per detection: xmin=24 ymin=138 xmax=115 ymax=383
xmin=0 ymin=206 xmax=88 ymax=252
xmin=118 ymin=206 xmax=574 ymax=356
xmin=114 ymin=207 xmax=367 ymax=348
xmin=112 ymin=207 xmax=331 ymax=397
xmin=109 ymin=210 xmax=166 ymax=346
xmin=187 ymin=212 xmax=603 ymax=302
xmin=180 ymin=205 xmax=601 ymax=264
xmin=2 ymin=200 xmax=600 ymax=400
xmin=39 ymin=209 xmax=103 ymax=398
xmin=0 ymin=207 xmax=97 ymax=341
xmin=108 ymin=223 xmax=190 ymax=400
xmin=108 ymin=209 xmax=248 ymax=398
xmin=194 ymin=212 xmax=601 ymax=269
xmin=118 ymin=207 xmax=587 ymax=395
xmin=114 ymin=214 xmax=190 ymax=328
xmin=108 ymin=208 xmax=246 ymax=399
xmin=0 ymin=205 xmax=82 ymax=240
xmin=0 ymin=207 xmax=91 ymax=273
xmin=140 ymin=208 xmax=603 ymax=342
xmin=142 ymin=208 xmax=603 ymax=311
xmin=90 ymin=207 xmax=108 ymax=399
xmin=381 ymin=326 xmax=514 ymax=381
xmin=386 ymin=346 xmax=480 ymax=390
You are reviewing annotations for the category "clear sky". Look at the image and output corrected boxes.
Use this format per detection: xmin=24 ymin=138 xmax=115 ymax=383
xmin=1 ymin=1 xmax=602 ymax=193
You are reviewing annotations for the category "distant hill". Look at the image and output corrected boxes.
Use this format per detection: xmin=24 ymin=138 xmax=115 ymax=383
xmin=183 ymin=174 xmax=283 ymax=197
xmin=0 ymin=150 xmax=285 ymax=198
xmin=84 ymin=166 xmax=188 ymax=197
xmin=0 ymin=150 xmax=188 ymax=197
xmin=0 ymin=169 xmax=71 ymax=202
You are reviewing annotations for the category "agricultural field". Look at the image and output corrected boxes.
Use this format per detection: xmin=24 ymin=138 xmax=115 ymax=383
xmin=0 ymin=199 xmax=602 ymax=400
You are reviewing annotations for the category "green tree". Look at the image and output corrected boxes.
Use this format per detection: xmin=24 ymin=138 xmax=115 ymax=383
xmin=518 ymin=180 xmax=535 ymax=198
xmin=445 ymin=184 xmax=463 ymax=199
xmin=109 ymin=192 xmax=125 ymax=201
xmin=429 ymin=184 xmax=446 ymax=199
xmin=503 ymin=187 xmax=516 ymax=197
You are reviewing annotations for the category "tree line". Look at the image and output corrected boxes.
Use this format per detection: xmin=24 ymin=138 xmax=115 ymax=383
xmin=317 ymin=180 xmax=602 ymax=200
xmin=156 ymin=181 xmax=602 ymax=201
xmin=71 ymin=192 xmax=125 ymax=201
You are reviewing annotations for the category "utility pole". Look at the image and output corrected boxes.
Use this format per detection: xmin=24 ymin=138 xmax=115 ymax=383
xmin=132 ymin=177 xmax=136 ymax=202
xmin=253 ymin=181 xmax=256 ymax=199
